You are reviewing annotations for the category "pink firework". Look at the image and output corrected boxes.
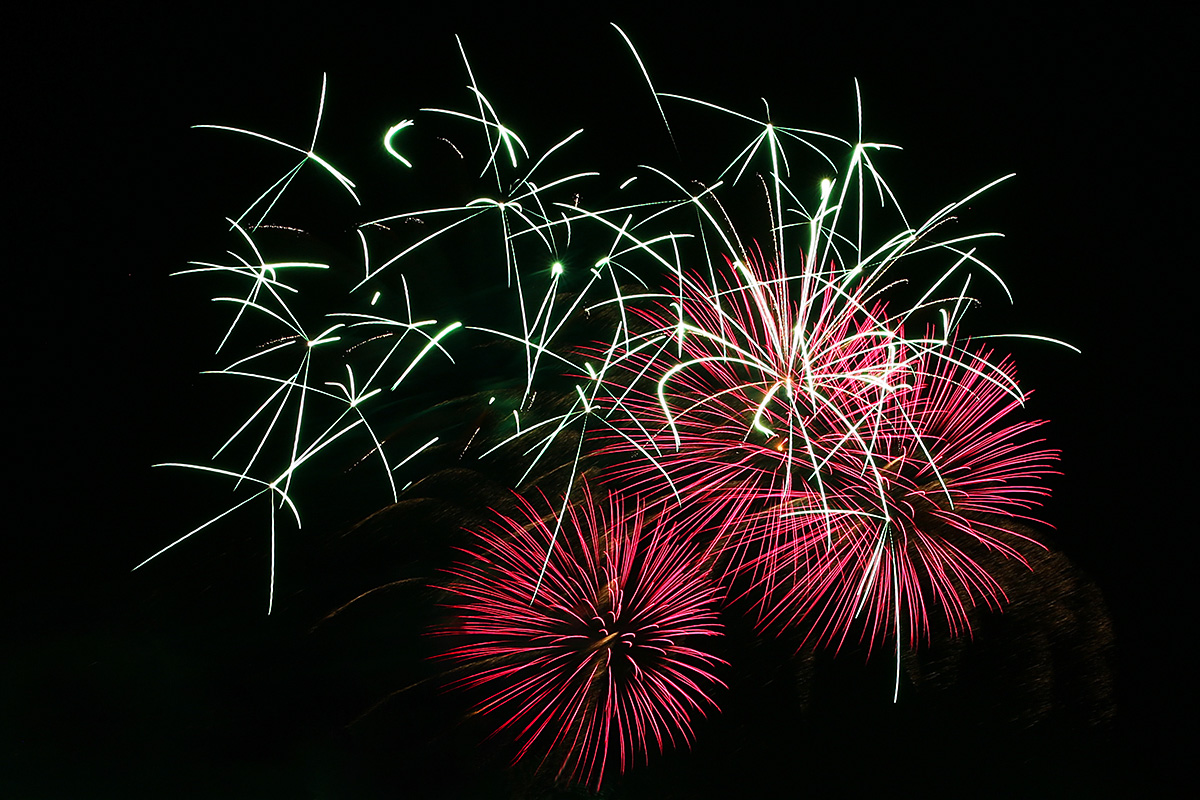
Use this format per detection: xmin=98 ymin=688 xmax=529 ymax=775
xmin=743 ymin=340 xmax=1057 ymax=651
xmin=597 ymin=251 xmax=911 ymax=578
xmin=435 ymin=480 xmax=726 ymax=790
xmin=596 ymin=252 xmax=1057 ymax=653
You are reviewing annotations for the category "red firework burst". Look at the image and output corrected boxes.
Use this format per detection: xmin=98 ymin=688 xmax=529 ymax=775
xmin=743 ymin=341 xmax=1057 ymax=651
xmin=596 ymin=252 xmax=1057 ymax=653
xmin=434 ymin=480 xmax=726 ymax=790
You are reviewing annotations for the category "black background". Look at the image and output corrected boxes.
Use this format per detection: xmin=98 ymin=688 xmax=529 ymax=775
xmin=8 ymin=3 xmax=1189 ymax=798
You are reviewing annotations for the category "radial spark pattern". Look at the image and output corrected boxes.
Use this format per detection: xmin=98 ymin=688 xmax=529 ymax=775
xmin=436 ymin=482 xmax=726 ymax=789
xmin=598 ymin=253 xmax=1057 ymax=653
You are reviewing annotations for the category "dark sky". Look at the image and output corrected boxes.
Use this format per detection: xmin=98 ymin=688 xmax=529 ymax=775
xmin=9 ymin=4 xmax=1189 ymax=798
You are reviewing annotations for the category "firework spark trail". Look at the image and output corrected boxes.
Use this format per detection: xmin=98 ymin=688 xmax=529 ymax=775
xmin=194 ymin=73 xmax=360 ymax=230
xmin=594 ymin=250 xmax=1059 ymax=699
xmin=594 ymin=251 xmax=916 ymax=579
xmin=435 ymin=479 xmax=726 ymax=790
xmin=144 ymin=59 xmax=645 ymax=606
xmin=743 ymin=340 xmax=1058 ymax=640
xmin=141 ymin=217 xmax=463 ymax=610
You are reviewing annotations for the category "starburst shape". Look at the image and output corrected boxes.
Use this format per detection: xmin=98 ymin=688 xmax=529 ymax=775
xmin=435 ymin=480 xmax=726 ymax=790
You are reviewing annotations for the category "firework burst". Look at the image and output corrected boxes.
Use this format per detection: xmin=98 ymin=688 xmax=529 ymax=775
xmin=595 ymin=251 xmax=1058 ymax=676
xmin=744 ymin=338 xmax=1058 ymax=647
xmin=434 ymin=480 xmax=726 ymax=790
xmin=595 ymin=249 xmax=915 ymax=568
xmin=148 ymin=28 xmax=1081 ymax=773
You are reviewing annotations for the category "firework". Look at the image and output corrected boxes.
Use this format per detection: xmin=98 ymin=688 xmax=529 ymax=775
xmin=151 ymin=25 xmax=1077 ymax=732
xmin=744 ymin=335 xmax=1056 ymax=643
xmin=434 ymin=480 xmax=726 ymax=790
xmin=147 ymin=27 xmax=1062 ymax=611
xmin=594 ymin=250 xmax=1059 ymax=697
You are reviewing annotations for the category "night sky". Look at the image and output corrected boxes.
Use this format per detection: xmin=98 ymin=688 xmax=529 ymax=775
xmin=9 ymin=5 xmax=1188 ymax=798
